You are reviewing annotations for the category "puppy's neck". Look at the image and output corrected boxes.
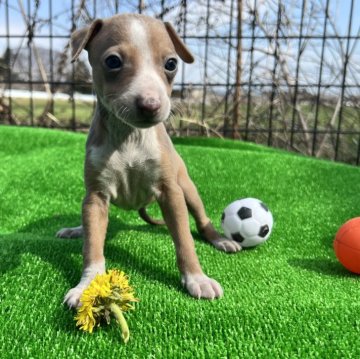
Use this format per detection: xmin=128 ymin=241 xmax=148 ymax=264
xmin=93 ymin=99 xmax=154 ymax=148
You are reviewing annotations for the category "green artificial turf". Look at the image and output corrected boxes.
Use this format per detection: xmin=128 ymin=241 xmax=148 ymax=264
xmin=1 ymin=125 xmax=360 ymax=358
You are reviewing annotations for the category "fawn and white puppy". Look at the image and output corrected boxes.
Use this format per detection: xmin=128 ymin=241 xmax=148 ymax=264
xmin=57 ymin=14 xmax=241 ymax=308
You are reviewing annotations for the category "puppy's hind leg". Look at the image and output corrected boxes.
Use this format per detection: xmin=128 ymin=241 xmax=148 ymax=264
xmin=56 ymin=225 xmax=83 ymax=239
xmin=177 ymin=159 xmax=241 ymax=253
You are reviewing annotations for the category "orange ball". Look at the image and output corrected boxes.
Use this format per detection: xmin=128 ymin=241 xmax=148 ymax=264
xmin=334 ymin=217 xmax=360 ymax=274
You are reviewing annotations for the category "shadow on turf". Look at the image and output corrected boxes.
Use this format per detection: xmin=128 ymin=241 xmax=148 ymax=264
xmin=1 ymin=212 xmax=232 ymax=332
xmin=0 ymin=212 xmax=234 ymax=285
xmin=0 ymin=212 xmax=225 ymax=287
xmin=0 ymin=214 xmax=183 ymax=324
xmin=288 ymin=231 xmax=360 ymax=278
xmin=288 ymin=257 xmax=355 ymax=278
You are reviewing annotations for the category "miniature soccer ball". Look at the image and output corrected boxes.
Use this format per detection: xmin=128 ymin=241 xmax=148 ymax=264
xmin=221 ymin=198 xmax=274 ymax=248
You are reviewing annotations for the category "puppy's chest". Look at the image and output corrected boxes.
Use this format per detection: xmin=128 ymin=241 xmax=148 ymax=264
xmin=89 ymin=139 xmax=161 ymax=210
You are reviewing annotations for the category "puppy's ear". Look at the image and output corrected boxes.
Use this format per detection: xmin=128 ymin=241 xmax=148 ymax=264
xmin=71 ymin=19 xmax=103 ymax=63
xmin=164 ymin=22 xmax=194 ymax=64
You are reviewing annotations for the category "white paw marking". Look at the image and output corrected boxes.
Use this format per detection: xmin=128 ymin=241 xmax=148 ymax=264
xmin=56 ymin=226 xmax=83 ymax=239
xmin=63 ymin=262 xmax=105 ymax=309
xmin=212 ymin=238 xmax=242 ymax=253
xmin=63 ymin=286 xmax=85 ymax=308
xmin=182 ymin=273 xmax=223 ymax=300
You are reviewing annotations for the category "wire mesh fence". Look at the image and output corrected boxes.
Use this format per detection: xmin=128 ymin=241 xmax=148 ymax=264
xmin=0 ymin=0 xmax=359 ymax=165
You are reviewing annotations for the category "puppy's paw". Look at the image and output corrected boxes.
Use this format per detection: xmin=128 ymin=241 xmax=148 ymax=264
xmin=63 ymin=262 xmax=105 ymax=309
xmin=63 ymin=286 xmax=84 ymax=308
xmin=56 ymin=226 xmax=83 ymax=239
xmin=182 ymin=273 xmax=223 ymax=300
xmin=212 ymin=237 xmax=242 ymax=253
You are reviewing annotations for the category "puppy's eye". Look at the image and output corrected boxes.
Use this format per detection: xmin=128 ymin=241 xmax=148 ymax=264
xmin=164 ymin=58 xmax=177 ymax=72
xmin=105 ymin=55 xmax=122 ymax=70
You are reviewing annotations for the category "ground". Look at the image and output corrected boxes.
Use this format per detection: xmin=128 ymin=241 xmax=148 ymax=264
xmin=1 ymin=125 xmax=360 ymax=358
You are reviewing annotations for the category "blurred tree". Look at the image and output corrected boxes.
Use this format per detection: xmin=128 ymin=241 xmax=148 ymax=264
xmin=0 ymin=47 xmax=19 ymax=83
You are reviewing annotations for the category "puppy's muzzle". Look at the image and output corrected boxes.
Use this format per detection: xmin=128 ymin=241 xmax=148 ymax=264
xmin=136 ymin=96 xmax=161 ymax=118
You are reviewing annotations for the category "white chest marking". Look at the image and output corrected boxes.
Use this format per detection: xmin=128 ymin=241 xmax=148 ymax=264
xmin=88 ymin=128 xmax=161 ymax=210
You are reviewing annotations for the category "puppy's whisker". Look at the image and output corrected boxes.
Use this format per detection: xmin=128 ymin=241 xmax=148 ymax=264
xmin=120 ymin=106 xmax=129 ymax=118
xmin=117 ymin=106 xmax=130 ymax=122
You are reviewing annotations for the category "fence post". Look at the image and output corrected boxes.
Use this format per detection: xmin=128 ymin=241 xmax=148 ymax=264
xmin=232 ymin=0 xmax=242 ymax=139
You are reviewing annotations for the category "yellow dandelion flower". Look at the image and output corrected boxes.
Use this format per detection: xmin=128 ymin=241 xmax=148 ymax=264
xmin=74 ymin=269 xmax=139 ymax=343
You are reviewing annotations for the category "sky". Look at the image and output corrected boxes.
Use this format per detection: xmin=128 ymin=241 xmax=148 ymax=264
xmin=0 ymin=0 xmax=359 ymax=95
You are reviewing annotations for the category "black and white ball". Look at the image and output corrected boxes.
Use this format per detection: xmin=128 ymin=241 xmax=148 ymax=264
xmin=221 ymin=198 xmax=273 ymax=248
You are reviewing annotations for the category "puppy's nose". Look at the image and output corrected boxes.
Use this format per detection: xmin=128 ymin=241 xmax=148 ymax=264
xmin=136 ymin=96 xmax=161 ymax=116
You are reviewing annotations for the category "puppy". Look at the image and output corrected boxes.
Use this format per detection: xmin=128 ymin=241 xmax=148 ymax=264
xmin=57 ymin=14 xmax=241 ymax=308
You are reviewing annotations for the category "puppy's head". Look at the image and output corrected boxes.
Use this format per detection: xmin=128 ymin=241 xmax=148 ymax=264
xmin=71 ymin=14 xmax=194 ymax=128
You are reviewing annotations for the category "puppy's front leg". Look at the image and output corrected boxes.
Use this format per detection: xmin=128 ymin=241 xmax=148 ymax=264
xmin=157 ymin=183 xmax=223 ymax=299
xmin=63 ymin=192 xmax=108 ymax=308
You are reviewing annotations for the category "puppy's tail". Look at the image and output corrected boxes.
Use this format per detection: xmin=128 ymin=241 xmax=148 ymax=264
xmin=138 ymin=207 xmax=165 ymax=226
